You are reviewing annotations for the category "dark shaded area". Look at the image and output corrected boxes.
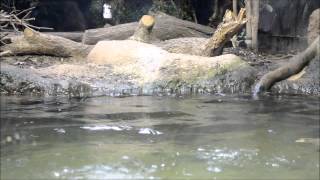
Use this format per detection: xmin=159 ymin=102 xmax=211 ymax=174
xmin=31 ymin=1 xmax=86 ymax=31
xmin=3 ymin=0 xmax=319 ymax=39
xmin=27 ymin=0 xmax=153 ymax=31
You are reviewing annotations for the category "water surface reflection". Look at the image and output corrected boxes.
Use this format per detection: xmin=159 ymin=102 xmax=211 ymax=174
xmin=1 ymin=95 xmax=319 ymax=179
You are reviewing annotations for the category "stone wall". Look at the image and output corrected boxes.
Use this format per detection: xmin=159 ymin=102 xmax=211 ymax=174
xmin=258 ymin=0 xmax=319 ymax=52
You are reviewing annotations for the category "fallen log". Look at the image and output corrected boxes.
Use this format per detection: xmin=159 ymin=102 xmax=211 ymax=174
xmin=82 ymin=12 xmax=214 ymax=45
xmin=1 ymin=11 xmax=242 ymax=59
xmin=253 ymin=36 xmax=320 ymax=94
xmin=43 ymin=32 xmax=84 ymax=42
xmin=1 ymin=28 xmax=92 ymax=58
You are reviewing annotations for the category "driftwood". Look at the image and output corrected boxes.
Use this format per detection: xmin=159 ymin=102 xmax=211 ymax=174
xmin=82 ymin=12 xmax=214 ymax=45
xmin=1 ymin=28 xmax=92 ymax=58
xmin=158 ymin=8 xmax=246 ymax=57
xmin=254 ymin=36 xmax=320 ymax=94
xmin=203 ymin=8 xmax=246 ymax=56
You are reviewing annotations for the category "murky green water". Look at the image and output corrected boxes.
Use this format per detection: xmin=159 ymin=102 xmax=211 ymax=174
xmin=1 ymin=95 xmax=319 ymax=180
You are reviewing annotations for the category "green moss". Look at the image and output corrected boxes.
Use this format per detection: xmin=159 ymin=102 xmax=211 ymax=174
xmin=166 ymin=58 xmax=248 ymax=87
xmin=205 ymin=58 xmax=248 ymax=79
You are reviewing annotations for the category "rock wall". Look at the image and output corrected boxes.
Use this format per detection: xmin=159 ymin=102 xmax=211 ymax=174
xmin=308 ymin=9 xmax=320 ymax=45
xmin=258 ymin=0 xmax=319 ymax=52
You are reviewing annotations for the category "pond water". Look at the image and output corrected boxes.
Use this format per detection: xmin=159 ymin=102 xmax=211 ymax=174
xmin=1 ymin=95 xmax=319 ymax=179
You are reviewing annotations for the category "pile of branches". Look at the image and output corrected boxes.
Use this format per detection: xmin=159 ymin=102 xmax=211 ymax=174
xmin=0 ymin=7 xmax=52 ymax=45
xmin=0 ymin=7 xmax=52 ymax=32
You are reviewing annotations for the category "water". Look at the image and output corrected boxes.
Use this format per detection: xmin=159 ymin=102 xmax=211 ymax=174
xmin=1 ymin=95 xmax=319 ymax=179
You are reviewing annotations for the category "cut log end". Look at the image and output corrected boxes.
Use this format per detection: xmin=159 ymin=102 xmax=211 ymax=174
xmin=140 ymin=15 xmax=155 ymax=29
xmin=23 ymin=28 xmax=38 ymax=38
xmin=130 ymin=15 xmax=156 ymax=43
xmin=129 ymin=15 xmax=155 ymax=43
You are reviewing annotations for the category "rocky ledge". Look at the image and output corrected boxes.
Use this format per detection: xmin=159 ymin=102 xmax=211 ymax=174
xmin=1 ymin=40 xmax=318 ymax=98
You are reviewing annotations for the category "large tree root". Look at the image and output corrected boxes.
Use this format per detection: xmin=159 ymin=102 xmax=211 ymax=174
xmin=253 ymin=36 xmax=320 ymax=95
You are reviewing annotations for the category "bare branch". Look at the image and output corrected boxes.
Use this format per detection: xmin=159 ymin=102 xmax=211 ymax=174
xmin=0 ymin=7 xmax=53 ymax=32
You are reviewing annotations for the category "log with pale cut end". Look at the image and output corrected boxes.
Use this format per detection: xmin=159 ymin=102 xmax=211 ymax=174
xmin=82 ymin=12 xmax=214 ymax=45
xmin=254 ymin=36 xmax=320 ymax=95
xmin=1 ymin=28 xmax=93 ymax=58
xmin=129 ymin=15 xmax=156 ymax=43
xmin=203 ymin=8 xmax=247 ymax=57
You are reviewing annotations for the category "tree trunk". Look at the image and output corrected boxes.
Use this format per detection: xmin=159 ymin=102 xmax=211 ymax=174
xmin=82 ymin=12 xmax=214 ymax=45
xmin=1 ymin=28 xmax=92 ymax=58
xmin=231 ymin=0 xmax=239 ymax=47
xmin=129 ymin=15 xmax=156 ymax=43
xmin=233 ymin=0 xmax=238 ymax=15
xmin=245 ymin=0 xmax=252 ymax=48
xmin=254 ymin=36 xmax=320 ymax=94
xmin=251 ymin=0 xmax=260 ymax=52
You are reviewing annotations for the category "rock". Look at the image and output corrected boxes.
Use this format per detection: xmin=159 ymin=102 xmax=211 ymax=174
xmin=0 ymin=40 xmax=256 ymax=97
xmin=157 ymin=37 xmax=207 ymax=55
xmin=0 ymin=63 xmax=137 ymax=98
xmin=87 ymin=40 xmax=255 ymax=85
xmin=308 ymin=9 xmax=320 ymax=45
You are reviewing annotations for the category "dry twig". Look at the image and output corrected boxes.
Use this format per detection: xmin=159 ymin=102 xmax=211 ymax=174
xmin=0 ymin=7 xmax=53 ymax=32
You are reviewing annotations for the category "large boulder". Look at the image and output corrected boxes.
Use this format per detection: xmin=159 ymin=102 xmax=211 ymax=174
xmin=0 ymin=40 xmax=256 ymax=97
xmin=87 ymin=40 xmax=255 ymax=86
xmin=308 ymin=9 xmax=320 ymax=45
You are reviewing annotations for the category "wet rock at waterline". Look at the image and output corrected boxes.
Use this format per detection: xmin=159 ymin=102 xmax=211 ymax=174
xmin=1 ymin=40 xmax=256 ymax=97
xmin=2 ymin=40 xmax=319 ymax=97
